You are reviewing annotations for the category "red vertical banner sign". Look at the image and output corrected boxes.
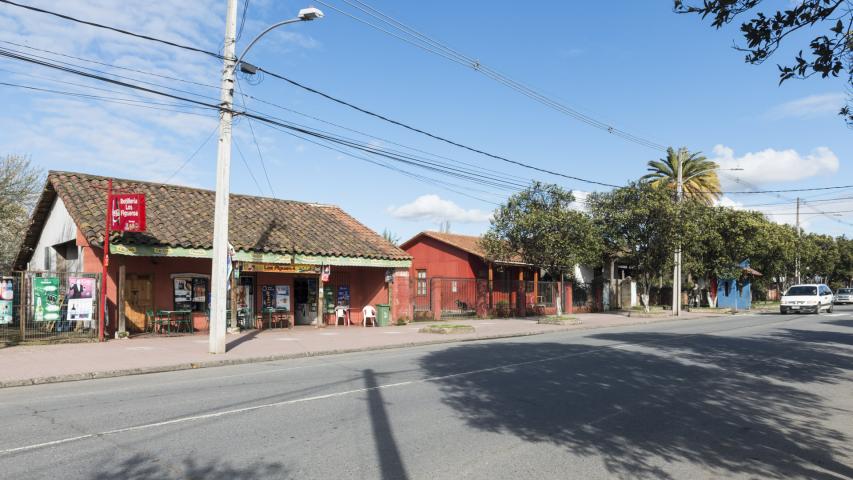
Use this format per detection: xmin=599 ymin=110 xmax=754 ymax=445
xmin=110 ymin=194 xmax=146 ymax=232
xmin=100 ymin=179 xmax=112 ymax=342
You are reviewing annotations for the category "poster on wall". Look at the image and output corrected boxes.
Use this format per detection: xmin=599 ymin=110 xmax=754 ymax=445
xmin=337 ymin=285 xmax=350 ymax=307
xmin=66 ymin=277 xmax=95 ymax=325
xmin=275 ymin=285 xmax=290 ymax=311
xmin=33 ymin=277 xmax=61 ymax=322
xmin=1 ymin=277 xmax=14 ymax=324
xmin=261 ymin=285 xmax=276 ymax=309
xmin=192 ymin=278 xmax=207 ymax=302
xmin=174 ymin=278 xmax=192 ymax=302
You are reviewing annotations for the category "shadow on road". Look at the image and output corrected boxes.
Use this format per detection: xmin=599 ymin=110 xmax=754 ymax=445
xmin=364 ymin=368 xmax=410 ymax=480
xmin=90 ymin=454 xmax=286 ymax=479
xmin=420 ymin=331 xmax=853 ymax=479
xmin=824 ymin=319 xmax=853 ymax=329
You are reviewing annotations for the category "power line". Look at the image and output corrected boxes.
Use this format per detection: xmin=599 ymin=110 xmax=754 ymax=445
xmin=257 ymin=67 xmax=622 ymax=189
xmin=235 ymin=79 xmax=276 ymax=197
xmin=233 ymin=137 xmax=267 ymax=196
xmin=162 ymin=126 xmax=219 ymax=183
xmin=0 ymin=39 xmax=221 ymax=90
xmin=236 ymin=0 xmax=250 ymax=42
xmin=316 ymin=0 xmax=668 ymax=151
xmin=0 ymin=0 xmax=224 ymax=60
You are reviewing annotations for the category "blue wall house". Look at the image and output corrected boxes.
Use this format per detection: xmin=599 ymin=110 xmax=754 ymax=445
xmin=716 ymin=261 xmax=762 ymax=310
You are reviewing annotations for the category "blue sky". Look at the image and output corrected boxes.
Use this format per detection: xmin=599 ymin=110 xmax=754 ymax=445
xmin=1 ymin=0 xmax=850 ymax=242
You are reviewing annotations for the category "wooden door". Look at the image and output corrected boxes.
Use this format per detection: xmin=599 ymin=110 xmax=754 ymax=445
xmin=124 ymin=274 xmax=153 ymax=333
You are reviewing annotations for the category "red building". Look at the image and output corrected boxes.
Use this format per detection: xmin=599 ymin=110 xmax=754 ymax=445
xmin=14 ymin=172 xmax=412 ymax=337
xmin=400 ymin=231 xmax=569 ymax=318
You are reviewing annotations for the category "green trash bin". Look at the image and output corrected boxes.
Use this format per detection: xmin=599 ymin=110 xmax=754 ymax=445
xmin=376 ymin=304 xmax=391 ymax=326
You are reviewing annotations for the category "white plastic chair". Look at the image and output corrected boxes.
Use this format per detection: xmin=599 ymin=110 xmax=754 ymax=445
xmin=362 ymin=305 xmax=377 ymax=327
xmin=334 ymin=306 xmax=349 ymax=327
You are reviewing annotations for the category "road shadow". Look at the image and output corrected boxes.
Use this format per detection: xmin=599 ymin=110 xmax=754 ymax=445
xmin=364 ymin=368 xmax=410 ymax=480
xmin=420 ymin=332 xmax=853 ymax=479
xmin=90 ymin=454 xmax=287 ymax=479
xmin=773 ymin=328 xmax=853 ymax=347
xmin=824 ymin=319 xmax=853 ymax=329
xmin=226 ymin=329 xmax=262 ymax=351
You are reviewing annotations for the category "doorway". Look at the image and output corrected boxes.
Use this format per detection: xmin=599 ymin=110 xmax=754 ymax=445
xmin=294 ymin=277 xmax=318 ymax=325
xmin=236 ymin=275 xmax=255 ymax=329
xmin=124 ymin=274 xmax=153 ymax=333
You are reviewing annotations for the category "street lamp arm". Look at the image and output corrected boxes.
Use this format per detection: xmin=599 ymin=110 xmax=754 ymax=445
xmin=235 ymin=17 xmax=304 ymax=68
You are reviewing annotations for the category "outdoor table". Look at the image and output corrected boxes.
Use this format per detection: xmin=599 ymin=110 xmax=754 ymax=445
xmin=157 ymin=310 xmax=193 ymax=334
xmin=263 ymin=308 xmax=292 ymax=329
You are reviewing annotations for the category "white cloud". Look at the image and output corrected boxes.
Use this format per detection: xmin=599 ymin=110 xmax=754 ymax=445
xmin=767 ymin=93 xmax=846 ymax=120
xmin=712 ymin=144 xmax=839 ymax=184
xmin=387 ymin=195 xmax=492 ymax=223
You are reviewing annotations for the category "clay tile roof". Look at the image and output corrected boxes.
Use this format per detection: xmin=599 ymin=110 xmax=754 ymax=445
xmin=401 ymin=231 xmax=528 ymax=265
xmin=17 ymin=171 xmax=410 ymax=266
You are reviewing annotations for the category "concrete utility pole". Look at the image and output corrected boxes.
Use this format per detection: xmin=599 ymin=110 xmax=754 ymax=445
xmin=209 ymin=0 xmax=239 ymax=355
xmin=795 ymin=197 xmax=801 ymax=284
xmin=672 ymin=149 xmax=684 ymax=316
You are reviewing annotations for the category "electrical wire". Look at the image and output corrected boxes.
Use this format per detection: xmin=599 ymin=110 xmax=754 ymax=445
xmin=0 ymin=0 xmax=224 ymax=60
xmin=162 ymin=126 xmax=219 ymax=183
xmin=233 ymin=137 xmax=267 ymax=196
xmin=235 ymin=78 xmax=276 ymax=197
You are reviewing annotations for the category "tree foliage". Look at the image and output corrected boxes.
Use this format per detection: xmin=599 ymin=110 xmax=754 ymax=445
xmin=641 ymin=147 xmax=721 ymax=205
xmin=483 ymin=182 xmax=602 ymax=277
xmin=674 ymin=0 xmax=853 ymax=125
xmin=0 ymin=155 xmax=43 ymax=272
xmin=587 ymin=182 xmax=680 ymax=306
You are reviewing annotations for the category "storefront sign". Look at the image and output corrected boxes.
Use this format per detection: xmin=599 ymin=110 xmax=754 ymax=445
xmin=66 ymin=277 xmax=95 ymax=324
xmin=243 ymin=263 xmax=321 ymax=274
xmin=0 ymin=277 xmax=13 ymax=324
xmin=110 ymin=193 xmax=146 ymax=232
xmin=33 ymin=277 xmax=60 ymax=322
xmin=321 ymin=265 xmax=331 ymax=283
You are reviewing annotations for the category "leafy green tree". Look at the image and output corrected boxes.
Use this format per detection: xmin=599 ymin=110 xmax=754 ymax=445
xmin=674 ymin=0 xmax=853 ymax=125
xmin=641 ymin=147 xmax=721 ymax=205
xmin=799 ymin=232 xmax=840 ymax=283
xmin=587 ymin=182 xmax=680 ymax=310
xmin=833 ymin=236 xmax=853 ymax=287
xmin=0 ymin=155 xmax=43 ymax=272
xmin=483 ymin=182 xmax=602 ymax=277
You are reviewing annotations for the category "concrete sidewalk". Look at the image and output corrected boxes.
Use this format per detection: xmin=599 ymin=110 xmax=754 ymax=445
xmin=0 ymin=312 xmax=720 ymax=388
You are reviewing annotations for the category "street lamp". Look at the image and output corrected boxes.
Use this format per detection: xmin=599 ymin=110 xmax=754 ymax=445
xmin=209 ymin=4 xmax=324 ymax=355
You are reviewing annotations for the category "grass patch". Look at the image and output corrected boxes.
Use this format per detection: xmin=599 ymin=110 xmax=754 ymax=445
xmin=419 ymin=324 xmax=476 ymax=334
xmin=538 ymin=316 xmax=581 ymax=326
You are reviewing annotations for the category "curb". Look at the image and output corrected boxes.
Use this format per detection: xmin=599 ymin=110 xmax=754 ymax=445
xmin=0 ymin=314 xmax=723 ymax=389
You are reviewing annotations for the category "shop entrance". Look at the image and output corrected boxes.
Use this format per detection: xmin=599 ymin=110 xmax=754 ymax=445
xmin=236 ymin=275 xmax=255 ymax=329
xmin=124 ymin=274 xmax=153 ymax=333
xmin=294 ymin=277 xmax=318 ymax=325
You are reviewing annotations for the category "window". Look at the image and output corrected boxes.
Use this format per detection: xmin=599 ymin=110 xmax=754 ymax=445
xmin=786 ymin=286 xmax=817 ymax=296
xmin=174 ymin=276 xmax=208 ymax=312
xmin=416 ymin=270 xmax=427 ymax=296
xmin=451 ymin=280 xmax=458 ymax=293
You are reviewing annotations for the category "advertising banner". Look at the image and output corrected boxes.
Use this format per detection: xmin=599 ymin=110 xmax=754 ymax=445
xmin=337 ymin=285 xmax=350 ymax=307
xmin=0 ymin=277 xmax=13 ymax=324
xmin=110 ymin=193 xmax=146 ymax=232
xmin=33 ymin=277 xmax=61 ymax=322
xmin=275 ymin=285 xmax=290 ymax=310
xmin=66 ymin=277 xmax=95 ymax=325
xmin=261 ymin=285 xmax=276 ymax=309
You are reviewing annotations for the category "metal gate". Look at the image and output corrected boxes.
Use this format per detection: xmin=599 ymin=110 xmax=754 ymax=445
xmin=412 ymin=277 xmax=479 ymax=317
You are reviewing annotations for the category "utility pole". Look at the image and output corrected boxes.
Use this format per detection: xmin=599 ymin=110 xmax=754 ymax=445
xmin=795 ymin=197 xmax=801 ymax=284
xmin=209 ymin=0 xmax=239 ymax=355
xmin=672 ymin=149 xmax=683 ymax=316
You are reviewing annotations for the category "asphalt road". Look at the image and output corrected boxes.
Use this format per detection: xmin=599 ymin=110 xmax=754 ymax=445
xmin=1 ymin=308 xmax=852 ymax=480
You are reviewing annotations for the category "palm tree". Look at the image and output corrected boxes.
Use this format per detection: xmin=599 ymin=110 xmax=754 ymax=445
xmin=641 ymin=147 xmax=721 ymax=205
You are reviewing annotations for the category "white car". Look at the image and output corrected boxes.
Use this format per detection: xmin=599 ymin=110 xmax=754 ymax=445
xmin=780 ymin=284 xmax=834 ymax=314
xmin=835 ymin=288 xmax=853 ymax=305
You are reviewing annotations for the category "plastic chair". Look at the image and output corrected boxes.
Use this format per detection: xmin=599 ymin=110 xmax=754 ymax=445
xmin=362 ymin=305 xmax=377 ymax=327
xmin=334 ymin=306 xmax=349 ymax=327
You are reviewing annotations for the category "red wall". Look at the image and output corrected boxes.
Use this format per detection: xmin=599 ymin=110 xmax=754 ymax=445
xmin=78 ymin=230 xmax=401 ymax=332
xmin=404 ymin=236 xmax=486 ymax=280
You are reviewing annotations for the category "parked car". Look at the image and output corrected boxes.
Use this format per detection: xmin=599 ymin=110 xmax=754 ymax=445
xmin=780 ymin=284 xmax=834 ymax=314
xmin=834 ymin=288 xmax=853 ymax=305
